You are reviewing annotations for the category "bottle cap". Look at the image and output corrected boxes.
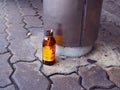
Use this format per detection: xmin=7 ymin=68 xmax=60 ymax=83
xmin=45 ymin=29 xmax=53 ymax=36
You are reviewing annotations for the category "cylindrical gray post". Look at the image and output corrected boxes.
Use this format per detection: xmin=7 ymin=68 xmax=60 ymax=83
xmin=43 ymin=0 xmax=103 ymax=57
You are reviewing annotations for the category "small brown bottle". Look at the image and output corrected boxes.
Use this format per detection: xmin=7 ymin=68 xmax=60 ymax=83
xmin=42 ymin=30 xmax=56 ymax=65
xmin=56 ymin=24 xmax=63 ymax=45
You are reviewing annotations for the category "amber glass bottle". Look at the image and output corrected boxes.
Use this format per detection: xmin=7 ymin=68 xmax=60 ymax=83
xmin=42 ymin=30 xmax=56 ymax=65
xmin=56 ymin=24 xmax=63 ymax=45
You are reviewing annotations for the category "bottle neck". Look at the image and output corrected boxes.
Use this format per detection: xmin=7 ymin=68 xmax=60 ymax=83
xmin=45 ymin=30 xmax=53 ymax=36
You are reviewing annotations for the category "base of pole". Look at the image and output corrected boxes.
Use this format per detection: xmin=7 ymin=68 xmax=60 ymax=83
xmin=56 ymin=45 xmax=93 ymax=57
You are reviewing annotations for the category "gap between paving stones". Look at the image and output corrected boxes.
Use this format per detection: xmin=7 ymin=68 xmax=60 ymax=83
xmin=6 ymin=43 xmax=19 ymax=90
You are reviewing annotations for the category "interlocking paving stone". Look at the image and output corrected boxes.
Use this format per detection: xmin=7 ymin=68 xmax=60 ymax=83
xmin=106 ymin=67 xmax=120 ymax=88
xmin=12 ymin=61 xmax=50 ymax=90
xmin=28 ymin=27 xmax=44 ymax=36
xmin=6 ymin=24 xmax=27 ymax=41
xmin=28 ymin=28 xmax=44 ymax=60
xmin=0 ymin=34 xmax=8 ymax=54
xmin=0 ymin=85 xmax=15 ymax=90
xmin=50 ymin=74 xmax=85 ymax=90
xmin=9 ymin=39 xmax=36 ymax=63
xmin=19 ymin=8 xmax=36 ymax=16
xmin=5 ymin=0 xmax=23 ymax=24
xmin=16 ymin=0 xmax=36 ymax=16
xmin=5 ymin=13 xmax=27 ymax=42
xmin=0 ymin=53 xmax=12 ymax=87
xmin=0 ymin=0 xmax=6 ymax=18
xmin=16 ymin=0 xmax=31 ymax=8
xmin=41 ymin=59 xmax=78 ymax=76
xmin=0 ymin=17 xmax=6 ymax=34
xmin=78 ymin=65 xmax=114 ymax=90
xmin=23 ymin=16 xmax=43 ymax=28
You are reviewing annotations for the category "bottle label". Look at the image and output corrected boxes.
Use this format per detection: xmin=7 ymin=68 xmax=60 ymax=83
xmin=42 ymin=45 xmax=55 ymax=61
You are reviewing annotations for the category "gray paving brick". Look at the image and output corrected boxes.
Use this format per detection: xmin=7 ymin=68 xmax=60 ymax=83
xmin=28 ymin=27 xmax=44 ymax=36
xmin=16 ymin=0 xmax=36 ymax=16
xmin=0 ymin=53 xmax=12 ymax=87
xmin=0 ymin=34 xmax=8 ymax=54
xmin=12 ymin=61 xmax=49 ymax=90
xmin=0 ymin=23 xmax=7 ymax=34
xmin=16 ymin=0 xmax=31 ymax=8
xmin=0 ymin=85 xmax=15 ymax=90
xmin=19 ymin=8 xmax=36 ymax=16
xmin=0 ymin=6 xmax=7 ymax=34
xmin=4 ymin=6 xmax=23 ymax=24
xmin=41 ymin=57 xmax=89 ymax=76
xmin=78 ymin=65 xmax=114 ymax=90
xmin=6 ymin=24 xmax=27 ymax=41
xmin=23 ymin=16 xmax=43 ymax=28
xmin=50 ymin=74 xmax=85 ymax=90
xmin=0 ymin=0 xmax=5 ymax=16
xmin=29 ymin=30 xmax=44 ymax=60
xmin=4 ymin=10 xmax=22 ymax=25
xmin=106 ymin=67 xmax=120 ymax=88
xmin=9 ymin=38 xmax=36 ymax=63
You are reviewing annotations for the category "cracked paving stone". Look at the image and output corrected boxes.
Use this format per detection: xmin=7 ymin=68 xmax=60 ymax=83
xmin=50 ymin=73 xmax=85 ymax=90
xmin=9 ymin=38 xmax=36 ymax=63
xmin=0 ymin=53 xmax=13 ymax=87
xmin=0 ymin=85 xmax=15 ymax=90
xmin=78 ymin=65 xmax=114 ymax=90
xmin=12 ymin=61 xmax=50 ymax=90
xmin=94 ymin=87 xmax=120 ymax=90
xmin=23 ymin=16 xmax=43 ymax=28
xmin=106 ymin=67 xmax=120 ymax=88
